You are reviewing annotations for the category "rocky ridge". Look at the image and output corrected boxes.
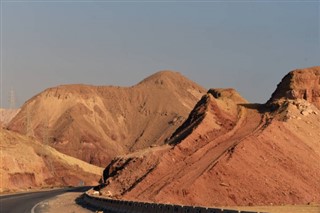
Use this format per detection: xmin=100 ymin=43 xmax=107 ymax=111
xmin=96 ymin=67 xmax=320 ymax=206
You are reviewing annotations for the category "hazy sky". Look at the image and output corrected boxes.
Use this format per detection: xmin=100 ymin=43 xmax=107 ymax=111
xmin=0 ymin=0 xmax=319 ymax=108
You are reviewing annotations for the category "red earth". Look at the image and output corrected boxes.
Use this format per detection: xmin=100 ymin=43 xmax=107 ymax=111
xmin=99 ymin=67 xmax=320 ymax=207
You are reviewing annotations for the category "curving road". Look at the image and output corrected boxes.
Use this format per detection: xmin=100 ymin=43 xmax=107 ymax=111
xmin=0 ymin=186 xmax=91 ymax=213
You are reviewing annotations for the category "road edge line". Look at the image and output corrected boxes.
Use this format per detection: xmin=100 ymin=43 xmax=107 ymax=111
xmin=31 ymin=200 xmax=43 ymax=213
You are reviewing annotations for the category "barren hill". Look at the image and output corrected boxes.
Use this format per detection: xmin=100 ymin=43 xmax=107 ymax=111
xmin=0 ymin=128 xmax=103 ymax=193
xmin=98 ymin=67 xmax=320 ymax=206
xmin=8 ymin=71 xmax=205 ymax=166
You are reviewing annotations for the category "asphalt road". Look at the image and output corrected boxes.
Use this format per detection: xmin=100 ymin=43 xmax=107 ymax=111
xmin=0 ymin=186 xmax=91 ymax=213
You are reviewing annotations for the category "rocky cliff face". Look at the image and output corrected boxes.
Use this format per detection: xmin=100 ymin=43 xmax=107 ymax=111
xmin=268 ymin=66 xmax=320 ymax=109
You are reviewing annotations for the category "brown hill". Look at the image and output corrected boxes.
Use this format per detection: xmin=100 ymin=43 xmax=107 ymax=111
xmin=8 ymin=71 xmax=205 ymax=166
xmin=97 ymin=67 xmax=320 ymax=207
xmin=0 ymin=128 xmax=103 ymax=193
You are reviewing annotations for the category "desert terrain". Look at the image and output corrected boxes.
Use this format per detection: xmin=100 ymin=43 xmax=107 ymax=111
xmin=96 ymin=66 xmax=320 ymax=207
xmin=0 ymin=128 xmax=103 ymax=193
xmin=8 ymin=71 xmax=205 ymax=167
xmin=1 ymin=70 xmax=205 ymax=193
xmin=1 ymin=67 xmax=319 ymax=210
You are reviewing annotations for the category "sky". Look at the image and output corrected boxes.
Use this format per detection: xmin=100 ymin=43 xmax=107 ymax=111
xmin=0 ymin=0 xmax=319 ymax=108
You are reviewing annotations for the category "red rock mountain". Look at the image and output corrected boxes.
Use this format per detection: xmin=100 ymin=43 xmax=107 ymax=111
xmin=8 ymin=71 xmax=205 ymax=167
xmin=98 ymin=67 xmax=320 ymax=206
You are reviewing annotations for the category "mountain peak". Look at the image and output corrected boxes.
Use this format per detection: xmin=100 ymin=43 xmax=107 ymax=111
xmin=138 ymin=70 xmax=194 ymax=86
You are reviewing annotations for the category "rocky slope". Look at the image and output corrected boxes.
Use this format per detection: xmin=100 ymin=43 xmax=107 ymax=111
xmin=0 ymin=128 xmax=103 ymax=193
xmin=8 ymin=71 xmax=205 ymax=166
xmin=97 ymin=66 xmax=320 ymax=206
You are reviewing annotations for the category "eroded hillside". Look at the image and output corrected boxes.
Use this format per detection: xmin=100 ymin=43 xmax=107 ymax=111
xmin=97 ymin=67 xmax=320 ymax=206
xmin=0 ymin=129 xmax=103 ymax=193
xmin=8 ymin=71 xmax=205 ymax=166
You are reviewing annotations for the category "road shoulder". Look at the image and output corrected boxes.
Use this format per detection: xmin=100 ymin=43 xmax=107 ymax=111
xmin=35 ymin=192 xmax=94 ymax=213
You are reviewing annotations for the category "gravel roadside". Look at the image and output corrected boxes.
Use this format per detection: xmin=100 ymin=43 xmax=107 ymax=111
xmin=36 ymin=192 xmax=95 ymax=213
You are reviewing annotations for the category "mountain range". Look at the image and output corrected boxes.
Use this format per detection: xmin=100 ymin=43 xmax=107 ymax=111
xmin=1 ymin=67 xmax=319 ymax=207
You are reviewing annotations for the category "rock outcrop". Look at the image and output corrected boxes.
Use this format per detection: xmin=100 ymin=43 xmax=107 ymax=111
xmin=268 ymin=66 xmax=320 ymax=109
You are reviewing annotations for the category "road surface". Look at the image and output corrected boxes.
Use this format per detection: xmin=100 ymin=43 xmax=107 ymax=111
xmin=0 ymin=186 xmax=91 ymax=213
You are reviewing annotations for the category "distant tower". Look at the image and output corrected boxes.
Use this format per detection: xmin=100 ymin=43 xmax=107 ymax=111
xmin=9 ymin=89 xmax=16 ymax=109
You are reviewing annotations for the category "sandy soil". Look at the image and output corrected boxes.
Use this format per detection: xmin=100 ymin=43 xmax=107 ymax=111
xmin=37 ymin=192 xmax=93 ymax=213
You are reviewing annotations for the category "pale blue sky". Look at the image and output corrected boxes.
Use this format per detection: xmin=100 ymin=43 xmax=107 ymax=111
xmin=1 ymin=0 xmax=319 ymax=108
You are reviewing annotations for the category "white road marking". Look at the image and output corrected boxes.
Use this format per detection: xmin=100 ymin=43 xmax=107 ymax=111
xmin=31 ymin=200 xmax=43 ymax=213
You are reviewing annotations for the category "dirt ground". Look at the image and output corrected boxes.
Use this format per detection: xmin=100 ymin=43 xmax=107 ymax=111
xmin=37 ymin=192 xmax=94 ymax=213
